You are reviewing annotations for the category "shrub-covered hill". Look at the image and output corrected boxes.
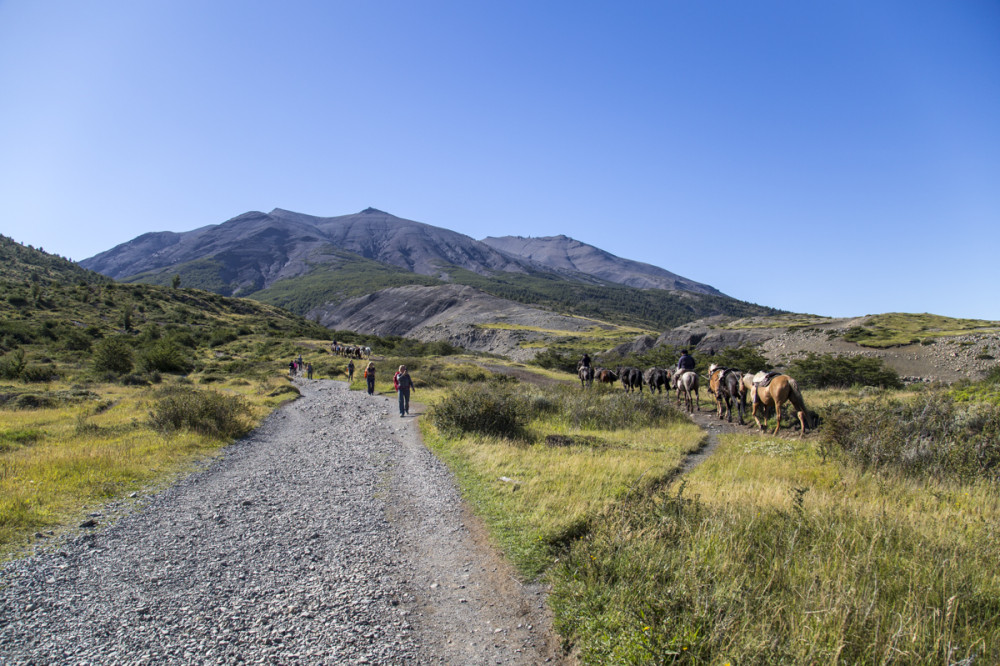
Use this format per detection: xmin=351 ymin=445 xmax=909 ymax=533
xmin=0 ymin=235 xmax=329 ymax=380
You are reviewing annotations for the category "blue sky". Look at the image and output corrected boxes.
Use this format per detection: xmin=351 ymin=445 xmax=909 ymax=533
xmin=2 ymin=1 xmax=998 ymax=320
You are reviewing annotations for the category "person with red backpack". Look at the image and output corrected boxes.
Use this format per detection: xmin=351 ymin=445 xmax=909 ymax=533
xmin=394 ymin=365 xmax=415 ymax=417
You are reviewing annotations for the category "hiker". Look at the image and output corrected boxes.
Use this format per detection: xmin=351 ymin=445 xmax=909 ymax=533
xmin=677 ymin=349 xmax=696 ymax=373
xmin=347 ymin=360 xmax=355 ymax=382
xmin=289 ymin=360 xmax=296 ymax=376
xmin=306 ymin=362 xmax=313 ymax=380
xmin=364 ymin=362 xmax=376 ymax=395
xmin=394 ymin=365 xmax=415 ymax=417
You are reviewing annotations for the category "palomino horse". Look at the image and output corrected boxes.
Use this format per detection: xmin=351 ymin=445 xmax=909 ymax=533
xmin=708 ymin=364 xmax=745 ymax=424
xmin=671 ymin=369 xmax=700 ymax=413
xmin=578 ymin=364 xmax=594 ymax=389
xmin=750 ymin=373 xmax=813 ymax=438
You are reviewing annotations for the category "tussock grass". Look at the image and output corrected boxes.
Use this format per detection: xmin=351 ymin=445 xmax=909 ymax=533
xmin=549 ymin=431 xmax=1000 ymax=664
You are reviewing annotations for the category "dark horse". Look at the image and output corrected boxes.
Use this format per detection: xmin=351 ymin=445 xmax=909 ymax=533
xmin=708 ymin=364 xmax=745 ymax=424
xmin=595 ymin=368 xmax=618 ymax=385
xmin=617 ymin=366 xmax=643 ymax=393
xmin=644 ymin=367 xmax=669 ymax=394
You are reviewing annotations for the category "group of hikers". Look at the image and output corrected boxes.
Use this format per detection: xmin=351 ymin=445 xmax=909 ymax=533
xmin=288 ymin=353 xmax=415 ymax=418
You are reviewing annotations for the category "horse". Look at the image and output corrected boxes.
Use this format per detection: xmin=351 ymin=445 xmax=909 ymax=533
xmin=644 ymin=367 xmax=669 ymax=394
xmin=671 ymin=369 xmax=700 ymax=413
xmin=750 ymin=373 xmax=814 ymax=437
xmin=708 ymin=364 xmax=745 ymax=424
xmin=617 ymin=366 xmax=643 ymax=393
xmin=362 ymin=346 xmax=372 ymax=359
xmin=578 ymin=363 xmax=594 ymax=389
xmin=595 ymin=368 xmax=618 ymax=385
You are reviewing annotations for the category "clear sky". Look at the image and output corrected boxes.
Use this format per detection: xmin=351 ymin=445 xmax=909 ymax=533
xmin=2 ymin=1 xmax=998 ymax=320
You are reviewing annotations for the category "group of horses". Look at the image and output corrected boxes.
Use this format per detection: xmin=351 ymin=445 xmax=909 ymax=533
xmin=330 ymin=343 xmax=371 ymax=359
xmin=577 ymin=361 xmax=814 ymax=437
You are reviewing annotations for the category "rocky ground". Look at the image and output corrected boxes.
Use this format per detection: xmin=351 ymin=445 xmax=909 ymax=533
xmin=0 ymin=380 xmax=567 ymax=665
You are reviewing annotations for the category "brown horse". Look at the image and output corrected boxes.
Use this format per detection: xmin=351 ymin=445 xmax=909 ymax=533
xmin=708 ymin=364 xmax=744 ymax=424
xmin=670 ymin=369 xmax=700 ymax=413
xmin=595 ymin=368 xmax=618 ymax=385
xmin=750 ymin=374 xmax=813 ymax=437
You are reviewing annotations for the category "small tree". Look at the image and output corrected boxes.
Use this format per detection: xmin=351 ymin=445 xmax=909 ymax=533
xmin=171 ymin=274 xmax=181 ymax=289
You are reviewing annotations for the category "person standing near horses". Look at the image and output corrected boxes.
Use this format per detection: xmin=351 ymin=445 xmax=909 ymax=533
xmin=677 ymin=349 xmax=696 ymax=374
xmin=393 ymin=365 xmax=415 ymax=417
xmin=364 ymin=362 xmax=376 ymax=395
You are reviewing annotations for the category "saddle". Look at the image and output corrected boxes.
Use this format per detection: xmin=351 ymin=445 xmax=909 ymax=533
xmin=753 ymin=371 xmax=781 ymax=388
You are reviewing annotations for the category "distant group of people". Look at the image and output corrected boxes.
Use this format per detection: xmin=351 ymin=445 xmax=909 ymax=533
xmin=288 ymin=355 xmax=313 ymax=379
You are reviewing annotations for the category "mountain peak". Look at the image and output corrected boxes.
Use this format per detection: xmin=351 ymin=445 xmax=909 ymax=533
xmin=360 ymin=207 xmax=387 ymax=215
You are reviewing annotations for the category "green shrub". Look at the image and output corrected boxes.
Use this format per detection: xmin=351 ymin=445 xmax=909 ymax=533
xmin=0 ymin=350 xmax=26 ymax=380
xmin=92 ymin=336 xmax=134 ymax=374
xmin=531 ymin=348 xmax=579 ymax=373
xmin=788 ymin=352 xmax=903 ymax=389
xmin=824 ymin=392 xmax=1000 ymax=480
xmin=430 ymin=381 xmax=530 ymax=438
xmin=20 ymin=364 xmax=59 ymax=383
xmin=148 ymin=385 xmax=252 ymax=439
xmin=209 ymin=327 xmax=238 ymax=347
xmin=137 ymin=340 xmax=193 ymax=374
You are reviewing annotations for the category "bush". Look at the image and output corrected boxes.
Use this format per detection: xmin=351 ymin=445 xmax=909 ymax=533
xmin=788 ymin=352 xmax=903 ymax=389
xmin=148 ymin=385 xmax=253 ymax=439
xmin=430 ymin=381 xmax=530 ymax=438
xmin=0 ymin=350 xmax=26 ymax=379
xmin=20 ymin=364 xmax=59 ymax=383
xmin=137 ymin=340 xmax=193 ymax=374
xmin=531 ymin=348 xmax=580 ymax=374
xmin=93 ymin=335 xmax=134 ymax=374
xmin=824 ymin=392 xmax=1000 ymax=480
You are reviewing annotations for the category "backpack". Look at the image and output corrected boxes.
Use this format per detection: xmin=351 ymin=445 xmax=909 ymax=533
xmin=393 ymin=372 xmax=400 ymax=390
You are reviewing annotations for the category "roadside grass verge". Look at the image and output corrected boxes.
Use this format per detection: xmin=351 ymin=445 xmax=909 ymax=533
xmin=0 ymin=377 xmax=287 ymax=558
xmin=548 ymin=431 xmax=1000 ymax=664
xmin=421 ymin=384 xmax=704 ymax=578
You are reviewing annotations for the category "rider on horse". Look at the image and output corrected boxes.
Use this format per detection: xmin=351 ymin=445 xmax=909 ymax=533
xmin=677 ymin=350 xmax=695 ymax=373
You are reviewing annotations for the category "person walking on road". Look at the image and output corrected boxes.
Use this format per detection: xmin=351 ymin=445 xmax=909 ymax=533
xmin=394 ymin=365 xmax=415 ymax=417
xmin=347 ymin=360 xmax=355 ymax=382
xmin=364 ymin=362 xmax=376 ymax=395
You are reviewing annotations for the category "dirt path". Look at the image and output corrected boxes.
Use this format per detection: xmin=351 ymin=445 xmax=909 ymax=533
xmin=0 ymin=380 xmax=568 ymax=665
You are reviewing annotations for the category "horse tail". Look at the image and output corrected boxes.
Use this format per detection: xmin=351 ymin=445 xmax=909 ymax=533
xmin=787 ymin=378 xmax=809 ymax=420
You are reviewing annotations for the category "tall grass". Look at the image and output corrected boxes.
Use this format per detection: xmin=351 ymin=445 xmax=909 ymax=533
xmin=548 ymin=433 xmax=1000 ymax=664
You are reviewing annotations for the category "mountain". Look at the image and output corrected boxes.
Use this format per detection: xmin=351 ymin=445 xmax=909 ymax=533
xmin=79 ymin=208 xmax=783 ymax=355
xmin=480 ymin=234 xmax=720 ymax=295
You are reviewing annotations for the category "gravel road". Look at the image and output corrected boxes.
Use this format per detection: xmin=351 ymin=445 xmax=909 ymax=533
xmin=0 ymin=379 xmax=566 ymax=665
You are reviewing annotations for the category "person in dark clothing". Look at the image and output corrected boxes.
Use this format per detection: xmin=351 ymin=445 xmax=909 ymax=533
xmin=347 ymin=360 xmax=355 ymax=382
xmin=394 ymin=365 xmax=415 ymax=416
xmin=677 ymin=350 xmax=696 ymax=372
xmin=580 ymin=353 xmax=591 ymax=368
xmin=364 ymin=362 xmax=376 ymax=395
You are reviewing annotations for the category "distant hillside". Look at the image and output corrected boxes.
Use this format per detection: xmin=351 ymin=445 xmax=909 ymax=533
xmin=0 ymin=235 xmax=328 ymax=359
xmin=481 ymin=234 xmax=721 ymax=295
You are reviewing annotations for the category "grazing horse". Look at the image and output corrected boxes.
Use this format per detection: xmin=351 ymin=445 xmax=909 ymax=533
xmin=578 ymin=363 xmax=594 ymax=389
xmin=671 ymin=369 xmax=700 ymax=413
xmin=750 ymin=373 xmax=813 ymax=437
xmin=644 ymin=367 xmax=669 ymax=394
xmin=708 ymin=364 xmax=745 ymax=424
xmin=595 ymin=367 xmax=618 ymax=385
xmin=617 ymin=366 xmax=643 ymax=393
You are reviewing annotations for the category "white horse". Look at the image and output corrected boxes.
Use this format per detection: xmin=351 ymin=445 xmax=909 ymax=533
xmin=670 ymin=369 xmax=700 ymax=413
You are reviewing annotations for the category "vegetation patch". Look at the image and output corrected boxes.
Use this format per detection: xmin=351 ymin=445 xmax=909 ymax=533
xmin=788 ymin=352 xmax=903 ymax=389
xmin=148 ymin=385 xmax=254 ymax=439
xmin=843 ymin=313 xmax=1000 ymax=348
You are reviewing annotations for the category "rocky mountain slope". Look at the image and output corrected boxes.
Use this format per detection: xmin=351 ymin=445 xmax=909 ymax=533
xmin=635 ymin=314 xmax=1000 ymax=383
xmin=481 ymin=234 xmax=720 ymax=295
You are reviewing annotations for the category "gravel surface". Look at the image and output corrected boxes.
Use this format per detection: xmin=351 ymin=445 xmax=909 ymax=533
xmin=0 ymin=379 xmax=566 ymax=665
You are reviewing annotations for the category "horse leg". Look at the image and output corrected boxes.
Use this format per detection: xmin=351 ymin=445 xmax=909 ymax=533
xmin=773 ymin=401 xmax=782 ymax=436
